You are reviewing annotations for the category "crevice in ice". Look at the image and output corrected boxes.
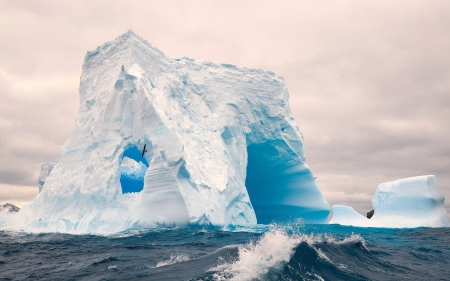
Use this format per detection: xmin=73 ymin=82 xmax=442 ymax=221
xmin=221 ymin=126 xmax=239 ymax=164
xmin=120 ymin=145 xmax=151 ymax=193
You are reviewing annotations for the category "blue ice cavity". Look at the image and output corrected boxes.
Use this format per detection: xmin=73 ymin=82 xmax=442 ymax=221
xmin=120 ymin=146 xmax=150 ymax=193
xmin=245 ymin=140 xmax=329 ymax=224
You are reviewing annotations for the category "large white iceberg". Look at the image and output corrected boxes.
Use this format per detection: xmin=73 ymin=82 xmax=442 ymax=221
xmin=6 ymin=31 xmax=330 ymax=233
xmin=330 ymin=175 xmax=450 ymax=228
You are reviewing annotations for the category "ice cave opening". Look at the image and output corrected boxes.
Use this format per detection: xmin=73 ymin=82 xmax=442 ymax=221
xmin=245 ymin=139 xmax=325 ymax=224
xmin=245 ymin=141 xmax=285 ymax=224
xmin=120 ymin=145 xmax=150 ymax=194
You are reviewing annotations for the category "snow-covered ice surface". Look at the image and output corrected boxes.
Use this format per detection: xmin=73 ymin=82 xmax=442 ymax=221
xmin=2 ymin=31 xmax=330 ymax=233
xmin=330 ymin=175 xmax=450 ymax=228
xmin=329 ymin=205 xmax=371 ymax=227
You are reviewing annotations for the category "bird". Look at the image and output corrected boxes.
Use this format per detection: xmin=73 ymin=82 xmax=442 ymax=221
xmin=141 ymin=144 xmax=147 ymax=158
xmin=314 ymin=177 xmax=317 ymax=180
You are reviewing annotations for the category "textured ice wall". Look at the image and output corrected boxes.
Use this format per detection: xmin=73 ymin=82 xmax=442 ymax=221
xmin=13 ymin=31 xmax=329 ymax=233
xmin=38 ymin=160 xmax=58 ymax=193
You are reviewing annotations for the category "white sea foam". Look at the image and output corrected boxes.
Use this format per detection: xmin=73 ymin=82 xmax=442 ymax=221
xmin=337 ymin=233 xmax=366 ymax=245
xmin=153 ymin=253 xmax=190 ymax=268
xmin=315 ymin=246 xmax=333 ymax=264
xmin=213 ymin=229 xmax=299 ymax=280
xmin=306 ymin=272 xmax=325 ymax=281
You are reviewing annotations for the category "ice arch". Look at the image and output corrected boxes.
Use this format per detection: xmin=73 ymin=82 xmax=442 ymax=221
xmin=245 ymin=139 xmax=329 ymax=224
xmin=120 ymin=145 xmax=151 ymax=193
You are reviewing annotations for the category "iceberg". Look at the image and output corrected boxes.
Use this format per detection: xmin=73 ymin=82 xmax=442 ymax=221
xmin=330 ymin=175 xmax=450 ymax=228
xmin=371 ymin=175 xmax=450 ymax=227
xmin=7 ymin=31 xmax=330 ymax=233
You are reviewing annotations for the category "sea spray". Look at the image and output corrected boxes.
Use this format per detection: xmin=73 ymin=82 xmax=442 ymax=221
xmin=212 ymin=229 xmax=299 ymax=280
xmin=210 ymin=222 xmax=368 ymax=281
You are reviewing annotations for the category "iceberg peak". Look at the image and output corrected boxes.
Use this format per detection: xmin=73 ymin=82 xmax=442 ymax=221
xmin=86 ymin=29 xmax=164 ymax=59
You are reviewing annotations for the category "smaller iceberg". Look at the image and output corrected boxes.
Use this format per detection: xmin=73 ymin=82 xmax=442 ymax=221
xmin=330 ymin=175 xmax=450 ymax=228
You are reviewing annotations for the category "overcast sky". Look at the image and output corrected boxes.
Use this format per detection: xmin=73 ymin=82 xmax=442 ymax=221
xmin=1 ymin=1 xmax=449 ymax=215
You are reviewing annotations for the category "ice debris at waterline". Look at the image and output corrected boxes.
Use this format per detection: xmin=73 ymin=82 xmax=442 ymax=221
xmin=330 ymin=175 xmax=450 ymax=228
xmin=1 ymin=30 xmax=330 ymax=233
xmin=329 ymin=205 xmax=372 ymax=227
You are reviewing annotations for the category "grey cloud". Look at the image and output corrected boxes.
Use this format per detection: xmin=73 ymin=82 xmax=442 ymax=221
xmin=0 ymin=168 xmax=35 ymax=186
xmin=0 ymin=184 xmax=37 ymax=207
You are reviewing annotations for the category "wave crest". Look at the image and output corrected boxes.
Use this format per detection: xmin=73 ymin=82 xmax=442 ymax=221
xmin=211 ymin=226 xmax=366 ymax=281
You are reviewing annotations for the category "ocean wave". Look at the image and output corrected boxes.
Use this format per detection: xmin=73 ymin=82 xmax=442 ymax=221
xmin=209 ymin=226 xmax=370 ymax=281
xmin=1 ymin=226 xmax=449 ymax=280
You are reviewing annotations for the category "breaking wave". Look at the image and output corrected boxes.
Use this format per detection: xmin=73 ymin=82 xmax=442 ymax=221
xmin=209 ymin=226 xmax=369 ymax=281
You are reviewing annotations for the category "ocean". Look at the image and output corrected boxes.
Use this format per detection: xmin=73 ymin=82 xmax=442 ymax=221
xmin=1 ymin=223 xmax=449 ymax=280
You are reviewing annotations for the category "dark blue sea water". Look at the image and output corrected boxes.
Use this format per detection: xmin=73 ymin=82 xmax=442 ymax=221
xmin=1 ymin=224 xmax=449 ymax=280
